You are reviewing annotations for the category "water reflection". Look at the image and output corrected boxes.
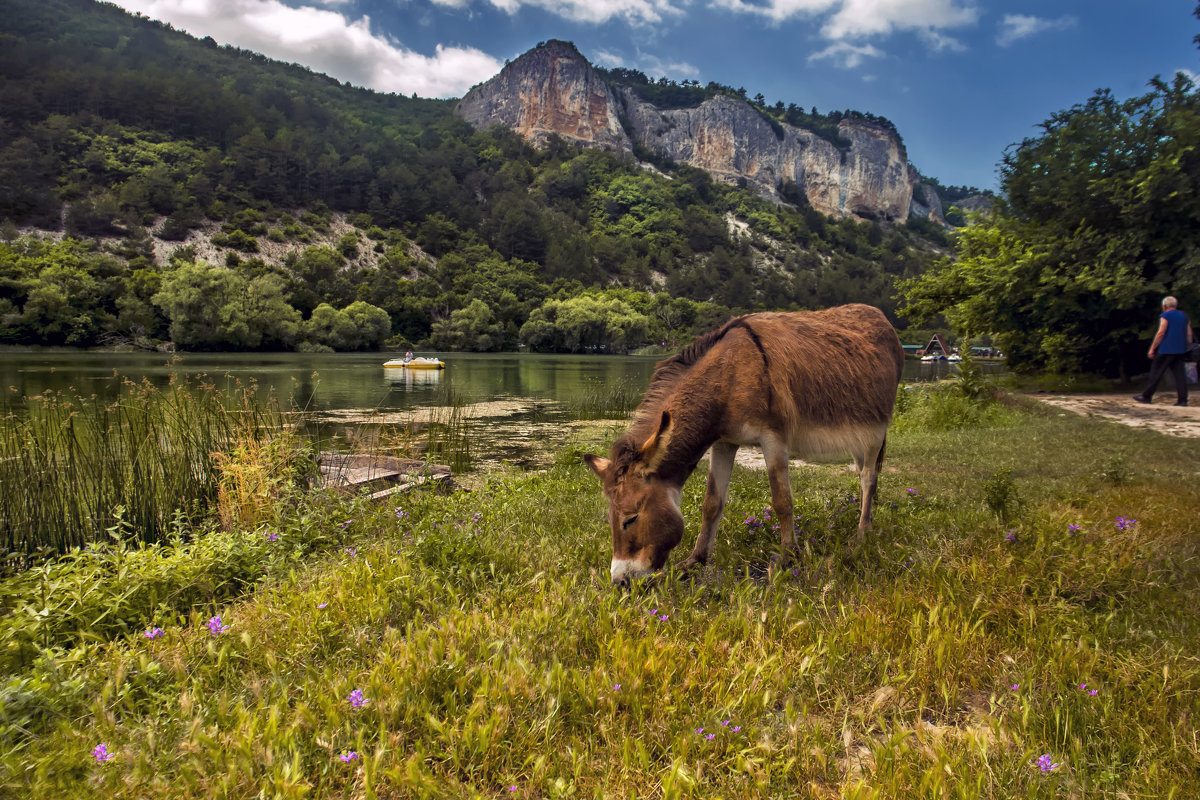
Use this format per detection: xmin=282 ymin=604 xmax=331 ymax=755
xmin=1 ymin=350 xmax=1003 ymax=469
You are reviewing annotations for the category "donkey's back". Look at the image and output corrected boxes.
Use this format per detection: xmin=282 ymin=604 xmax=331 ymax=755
xmin=706 ymin=304 xmax=904 ymax=457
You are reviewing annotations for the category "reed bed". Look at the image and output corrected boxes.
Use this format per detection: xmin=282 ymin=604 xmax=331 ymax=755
xmin=565 ymin=377 xmax=643 ymax=420
xmin=0 ymin=378 xmax=288 ymax=561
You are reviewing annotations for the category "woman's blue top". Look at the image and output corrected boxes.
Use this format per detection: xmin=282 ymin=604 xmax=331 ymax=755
xmin=1160 ymin=308 xmax=1190 ymax=354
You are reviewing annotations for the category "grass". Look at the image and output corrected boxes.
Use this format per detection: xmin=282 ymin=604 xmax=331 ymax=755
xmin=0 ymin=377 xmax=296 ymax=561
xmin=1 ymin=386 xmax=1199 ymax=798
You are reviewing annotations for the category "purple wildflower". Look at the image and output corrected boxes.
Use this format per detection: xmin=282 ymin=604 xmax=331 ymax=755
xmin=347 ymin=689 xmax=368 ymax=709
xmin=1010 ymin=683 xmax=1020 ymax=691
xmin=1067 ymin=524 xmax=1080 ymax=535
xmin=1078 ymin=683 xmax=1087 ymax=691
xmin=264 ymin=531 xmax=279 ymax=542
xmin=394 ymin=508 xmax=408 ymax=520
xmin=1036 ymin=754 xmax=1060 ymax=773
xmin=206 ymin=615 xmax=229 ymax=635
xmin=507 ymin=787 xmax=517 ymax=792
xmin=339 ymin=751 xmax=358 ymax=763
xmin=1088 ymin=689 xmax=1098 ymax=696
xmin=473 ymin=512 xmax=483 ymax=523
xmin=720 ymin=720 xmax=730 ymax=726
xmin=695 ymin=728 xmax=704 ymax=735
xmin=1115 ymin=516 xmax=1137 ymax=531
xmin=1005 ymin=530 xmax=1018 ymax=543
xmin=143 ymin=627 xmax=164 ymax=639
xmin=612 ymin=683 xmax=621 ymax=691
xmin=906 ymin=488 xmax=919 ymax=497
xmin=732 ymin=725 xmax=742 ymax=732
xmin=657 ymin=614 xmax=669 ymax=621
xmin=344 ymin=547 xmax=357 ymax=557
xmin=705 ymin=733 xmax=715 ymax=740
xmin=317 ymin=602 xmax=328 ymax=609
xmin=339 ymin=519 xmax=352 ymax=528
xmin=93 ymin=743 xmax=113 ymax=763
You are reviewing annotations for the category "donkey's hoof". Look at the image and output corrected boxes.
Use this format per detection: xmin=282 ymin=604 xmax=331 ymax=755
xmin=675 ymin=556 xmax=705 ymax=573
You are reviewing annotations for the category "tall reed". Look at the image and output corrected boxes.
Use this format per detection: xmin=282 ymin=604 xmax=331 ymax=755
xmin=423 ymin=389 xmax=473 ymax=473
xmin=565 ymin=377 xmax=641 ymax=420
xmin=0 ymin=377 xmax=287 ymax=560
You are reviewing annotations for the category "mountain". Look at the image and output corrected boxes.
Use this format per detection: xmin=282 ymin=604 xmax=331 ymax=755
xmin=0 ymin=1 xmax=953 ymax=355
xmin=456 ymin=40 xmax=941 ymax=224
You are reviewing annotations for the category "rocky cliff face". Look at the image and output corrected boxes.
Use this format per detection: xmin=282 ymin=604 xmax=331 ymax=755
xmin=456 ymin=41 xmax=941 ymax=223
xmin=456 ymin=40 xmax=628 ymax=151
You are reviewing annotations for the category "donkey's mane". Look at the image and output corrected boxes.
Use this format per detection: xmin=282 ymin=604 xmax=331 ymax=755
xmin=639 ymin=315 xmax=750 ymax=415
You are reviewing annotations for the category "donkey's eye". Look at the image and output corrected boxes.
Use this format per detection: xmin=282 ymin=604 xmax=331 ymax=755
xmin=621 ymin=514 xmax=639 ymax=530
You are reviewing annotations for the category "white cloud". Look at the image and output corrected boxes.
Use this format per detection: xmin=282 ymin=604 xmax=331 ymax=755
xmin=712 ymin=0 xmax=977 ymax=40
xmin=431 ymin=0 xmax=687 ymax=25
xmin=808 ymin=41 xmax=884 ymax=68
xmin=590 ymin=47 xmax=699 ymax=79
xmin=996 ymin=14 xmax=1077 ymax=47
xmin=111 ymin=0 xmax=503 ymax=97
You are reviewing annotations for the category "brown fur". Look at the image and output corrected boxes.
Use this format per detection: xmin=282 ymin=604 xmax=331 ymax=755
xmin=586 ymin=304 xmax=904 ymax=584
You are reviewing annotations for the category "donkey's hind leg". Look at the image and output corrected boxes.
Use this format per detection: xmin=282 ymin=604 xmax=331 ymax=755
xmin=679 ymin=440 xmax=737 ymax=569
xmin=852 ymin=433 xmax=887 ymax=540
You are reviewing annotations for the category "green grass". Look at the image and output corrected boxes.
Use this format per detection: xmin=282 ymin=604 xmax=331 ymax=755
xmin=2 ymin=390 xmax=1199 ymax=798
xmin=0 ymin=377 xmax=296 ymax=559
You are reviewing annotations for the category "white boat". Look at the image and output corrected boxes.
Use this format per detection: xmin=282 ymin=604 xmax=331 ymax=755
xmin=947 ymin=354 xmax=962 ymax=363
xmin=920 ymin=354 xmax=946 ymax=363
xmin=383 ymin=357 xmax=445 ymax=370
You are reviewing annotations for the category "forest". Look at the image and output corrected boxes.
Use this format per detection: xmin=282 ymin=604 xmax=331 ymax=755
xmin=0 ymin=0 xmax=954 ymax=354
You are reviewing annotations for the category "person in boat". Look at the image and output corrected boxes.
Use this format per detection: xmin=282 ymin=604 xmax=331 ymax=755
xmin=404 ymin=349 xmax=414 ymax=362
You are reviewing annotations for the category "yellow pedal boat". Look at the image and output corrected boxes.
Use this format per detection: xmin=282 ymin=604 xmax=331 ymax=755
xmin=383 ymin=357 xmax=445 ymax=370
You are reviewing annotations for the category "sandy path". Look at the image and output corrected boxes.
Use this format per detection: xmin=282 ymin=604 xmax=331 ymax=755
xmin=1027 ymin=393 xmax=1200 ymax=438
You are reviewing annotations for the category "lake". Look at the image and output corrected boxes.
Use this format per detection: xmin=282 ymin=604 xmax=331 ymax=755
xmin=0 ymin=350 xmax=992 ymax=470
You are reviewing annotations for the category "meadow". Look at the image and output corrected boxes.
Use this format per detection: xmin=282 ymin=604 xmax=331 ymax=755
xmin=1 ymin=379 xmax=1199 ymax=798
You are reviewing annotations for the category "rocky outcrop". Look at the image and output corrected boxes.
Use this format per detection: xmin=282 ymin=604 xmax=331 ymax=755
xmin=456 ymin=41 xmax=932 ymax=223
xmin=909 ymin=181 xmax=946 ymax=224
xmin=456 ymin=40 xmax=628 ymax=151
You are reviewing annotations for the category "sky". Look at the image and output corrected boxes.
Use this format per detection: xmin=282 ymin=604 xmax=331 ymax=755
xmin=109 ymin=0 xmax=1199 ymax=191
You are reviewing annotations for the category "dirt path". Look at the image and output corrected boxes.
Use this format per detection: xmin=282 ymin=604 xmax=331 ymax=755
xmin=1027 ymin=393 xmax=1200 ymax=438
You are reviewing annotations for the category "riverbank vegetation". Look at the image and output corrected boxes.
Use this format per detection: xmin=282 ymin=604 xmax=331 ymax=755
xmin=2 ymin=380 xmax=1198 ymax=797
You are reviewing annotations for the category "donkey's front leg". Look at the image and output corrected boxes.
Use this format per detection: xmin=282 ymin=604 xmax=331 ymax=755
xmin=679 ymin=441 xmax=737 ymax=569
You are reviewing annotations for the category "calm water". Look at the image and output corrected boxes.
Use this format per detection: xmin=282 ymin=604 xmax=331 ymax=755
xmin=0 ymin=350 xmax=991 ymax=469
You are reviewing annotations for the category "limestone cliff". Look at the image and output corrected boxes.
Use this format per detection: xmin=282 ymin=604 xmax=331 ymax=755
xmin=456 ymin=40 xmax=628 ymax=151
xmin=456 ymin=41 xmax=937 ymax=223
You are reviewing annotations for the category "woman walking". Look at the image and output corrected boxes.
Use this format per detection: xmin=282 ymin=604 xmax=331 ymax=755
xmin=1133 ymin=296 xmax=1193 ymax=407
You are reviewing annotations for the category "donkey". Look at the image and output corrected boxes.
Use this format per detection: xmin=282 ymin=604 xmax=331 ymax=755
xmin=584 ymin=304 xmax=904 ymax=585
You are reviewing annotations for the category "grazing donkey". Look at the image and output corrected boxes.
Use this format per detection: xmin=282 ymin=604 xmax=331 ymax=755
xmin=585 ymin=304 xmax=904 ymax=585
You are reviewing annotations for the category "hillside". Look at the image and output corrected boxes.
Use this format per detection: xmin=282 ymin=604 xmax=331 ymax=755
xmin=1 ymin=0 xmax=957 ymax=353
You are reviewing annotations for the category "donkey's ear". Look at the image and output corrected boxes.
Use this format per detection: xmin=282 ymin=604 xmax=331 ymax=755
xmin=583 ymin=453 xmax=610 ymax=479
xmin=638 ymin=410 xmax=673 ymax=471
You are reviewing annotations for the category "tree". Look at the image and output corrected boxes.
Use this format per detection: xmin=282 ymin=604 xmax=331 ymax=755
xmin=900 ymin=75 xmax=1200 ymax=377
xmin=429 ymin=298 xmax=504 ymax=351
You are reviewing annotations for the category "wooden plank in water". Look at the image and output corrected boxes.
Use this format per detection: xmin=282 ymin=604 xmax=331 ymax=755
xmin=315 ymin=452 xmax=452 ymax=493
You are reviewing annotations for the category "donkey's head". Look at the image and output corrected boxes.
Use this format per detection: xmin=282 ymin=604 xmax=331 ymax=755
xmin=584 ymin=411 xmax=684 ymax=586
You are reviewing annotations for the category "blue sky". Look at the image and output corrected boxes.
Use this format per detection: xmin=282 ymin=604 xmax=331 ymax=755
xmin=111 ymin=0 xmax=1198 ymax=191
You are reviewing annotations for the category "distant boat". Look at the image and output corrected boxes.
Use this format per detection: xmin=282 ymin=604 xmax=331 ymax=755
xmin=383 ymin=357 xmax=445 ymax=370
xmin=946 ymin=354 xmax=962 ymax=363
xmin=920 ymin=354 xmax=946 ymax=363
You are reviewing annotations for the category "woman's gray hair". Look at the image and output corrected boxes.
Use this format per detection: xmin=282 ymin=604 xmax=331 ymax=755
xmin=1163 ymin=296 xmax=1178 ymax=309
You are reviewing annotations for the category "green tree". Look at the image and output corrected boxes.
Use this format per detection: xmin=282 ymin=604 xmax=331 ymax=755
xmin=429 ymin=298 xmax=504 ymax=351
xmin=901 ymin=75 xmax=1200 ymax=377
